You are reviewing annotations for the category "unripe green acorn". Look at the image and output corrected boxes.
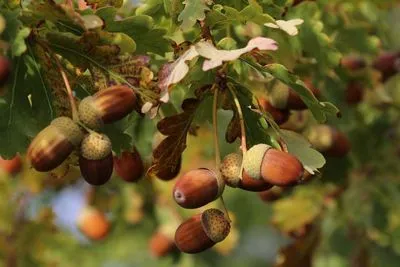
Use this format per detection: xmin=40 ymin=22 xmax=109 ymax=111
xmin=173 ymin=168 xmax=224 ymax=209
xmin=243 ymin=144 xmax=304 ymax=186
xmin=79 ymin=133 xmax=113 ymax=185
xmin=175 ymin=208 xmax=230 ymax=254
xmin=78 ymin=85 xmax=136 ymax=129
xmin=307 ymin=125 xmax=351 ymax=157
xmin=269 ymin=81 xmax=320 ymax=110
xmin=220 ymin=153 xmax=272 ymax=192
xmin=27 ymin=117 xmax=84 ymax=172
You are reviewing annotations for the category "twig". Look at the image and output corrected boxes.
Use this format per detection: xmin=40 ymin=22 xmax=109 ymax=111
xmin=198 ymin=20 xmax=215 ymax=45
xmin=227 ymin=84 xmax=247 ymax=154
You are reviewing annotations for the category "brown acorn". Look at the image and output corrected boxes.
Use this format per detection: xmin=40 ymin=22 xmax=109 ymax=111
xmin=220 ymin=153 xmax=273 ymax=192
xmin=0 ymin=56 xmax=10 ymax=88
xmin=113 ymin=148 xmax=144 ymax=182
xmin=0 ymin=155 xmax=22 ymax=176
xmin=345 ymin=81 xmax=364 ymax=105
xmin=149 ymin=231 xmax=177 ymax=258
xmin=79 ymin=133 xmax=113 ymax=185
xmin=307 ymin=125 xmax=351 ymax=157
xmin=340 ymin=55 xmax=366 ymax=71
xmin=258 ymin=186 xmax=283 ymax=202
xmin=269 ymin=81 xmax=320 ymax=111
xmin=258 ymin=97 xmax=290 ymax=125
xmin=78 ymin=85 xmax=136 ymax=130
xmin=77 ymin=206 xmax=110 ymax=240
xmin=175 ymin=208 xmax=230 ymax=254
xmin=242 ymin=144 xmax=304 ymax=186
xmin=27 ymin=117 xmax=84 ymax=172
xmin=279 ymin=110 xmax=309 ymax=132
xmin=373 ymin=51 xmax=400 ymax=82
xmin=173 ymin=168 xmax=224 ymax=209
xmin=155 ymin=157 xmax=182 ymax=181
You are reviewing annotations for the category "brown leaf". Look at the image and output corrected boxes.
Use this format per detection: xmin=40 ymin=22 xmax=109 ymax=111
xmin=274 ymin=226 xmax=320 ymax=267
xmin=149 ymin=98 xmax=202 ymax=177
xmin=225 ymin=112 xmax=241 ymax=143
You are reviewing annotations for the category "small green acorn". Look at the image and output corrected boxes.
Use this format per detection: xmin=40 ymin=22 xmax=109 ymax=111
xmin=78 ymin=85 xmax=136 ymax=130
xmin=27 ymin=117 xmax=84 ymax=172
xmin=79 ymin=133 xmax=113 ymax=185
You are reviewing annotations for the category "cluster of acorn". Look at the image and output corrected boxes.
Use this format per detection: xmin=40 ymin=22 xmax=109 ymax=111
xmin=27 ymin=85 xmax=138 ymax=186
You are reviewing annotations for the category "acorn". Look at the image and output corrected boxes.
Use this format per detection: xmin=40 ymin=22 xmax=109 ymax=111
xmin=173 ymin=168 xmax=224 ymax=209
xmin=78 ymin=85 xmax=136 ymax=130
xmin=242 ymin=144 xmax=304 ymax=186
xmin=340 ymin=55 xmax=366 ymax=71
xmin=0 ymin=155 xmax=22 ymax=176
xmin=345 ymin=81 xmax=364 ymax=105
xmin=77 ymin=206 xmax=110 ymax=240
xmin=175 ymin=208 xmax=230 ymax=254
xmin=113 ymin=147 xmax=144 ymax=182
xmin=220 ymin=153 xmax=273 ymax=192
xmin=268 ymin=81 xmax=320 ymax=110
xmin=79 ymin=133 xmax=113 ymax=185
xmin=0 ymin=56 xmax=10 ymax=87
xmin=307 ymin=125 xmax=351 ymax=157
xmin=27 ymin=117 xmax=84 ymax=172
xmin=258 ymin=186 xmax=283 ymax=202
xmin=149 ymin=231 xmax=177 ymax=258
xmin=259 ymin=97 xmax=290 ymax=125
xmin=373 ymin=51 xmax=400 ymax=82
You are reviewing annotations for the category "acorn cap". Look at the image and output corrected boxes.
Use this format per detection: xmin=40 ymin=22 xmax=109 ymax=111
xmin=243 ymin=144 xmax=271 ymax=180
xmin=81 ymin=133 xmax=112 ymax=160
xmin=220 ymin=153 xmax=242 ymax=187
xmin=269 ymin=86 xmax=289 ymax=110
xmin=78 ymin=96 xmax=103 ymax=130
xmin=307 ymin=125 xmax=333 ymax=151
xmin=201 ymin=209 xmax=231 ymax=243
xmin=50 ymin=116 xmax=84 ymax=146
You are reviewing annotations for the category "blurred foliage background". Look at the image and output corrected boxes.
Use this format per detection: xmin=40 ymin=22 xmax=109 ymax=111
xmin=1 ymin=0 xmax=400 ymax=267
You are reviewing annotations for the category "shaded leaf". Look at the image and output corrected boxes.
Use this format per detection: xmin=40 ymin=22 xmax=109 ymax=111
xmin=178 ymin=0 xmax=210 ymax=32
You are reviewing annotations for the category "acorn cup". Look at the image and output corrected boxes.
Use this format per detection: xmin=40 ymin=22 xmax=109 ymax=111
xmin=78 ymin=85 xmax=136 ymax=130
xmin=173 ymin=168 xmax=224 ymax=209
xmin=175 ymin=208 xmax=230 ymax=254
xmin=77 ymin=206 xmax=110 ymax=240
xmin=27 ymin=117 xmax=84 ymax=172
xmin=149 ymin=231 xmax=177 ymax=258
xmin=242 ymin=144 xmax=304 ymax=186
xmin=0 ymin=56 xmax=11 ymax=87
xmin=113 ymin=147 xmax=144 ymax=183
xmin=220 ymin=153 xmax=273 ymax=192
xmin=258 ymin=97 xmax=290 ymax=125
xmin=340 ymin=55 xmax=366 ymax=71
xmin=306 ymin=125 xmax=351 ymax=157
xmin=268 ymin=81 xmax=320 ymax=111
xmin=79 ymin=133 xmax=113 ymax=186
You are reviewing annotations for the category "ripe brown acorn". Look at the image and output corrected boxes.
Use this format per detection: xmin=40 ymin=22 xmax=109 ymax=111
xmin=79 ymin=133 xmax=113 ymax=185
xmin=78 ymin=206 xmax=110 ymax=240
xmin=175 ymin=208 xmax=230 ymax=254
xmin=113 ymin=148 xmax=144 ymax=182
xmin=268 ymin=81 xmax=320 ymax=111
xmin=27 ymin=117 xmax=84 ymax=172
xmin=220 ymin=153 xmax=273 ymax=192
xmin=149 ymin=231 xmax=177 ymax=258
xmin=243 ymin=144 xmax=304 ymax=186
xmin=345 ymin=81 xmax=364 ymax=105
xmin=258 ymin=97 xmax=290 ymax=125
xmin=372 ymin=51 xmax=400 ymax=82
xmin=307 ymin=125 xmax=351 ymax=157
xmin=258 ymin=186 xmax=283 ymax=202
xmin=0 ymin=155 xmax=22 ymax=176
xmin=340 ymin=55 xmax=366 ymax=71
xmin=173 ymin=168 xmax=224 ymax=209
xmin=0 ymin=56 xmax=10 ymax=88
xmin=78 ymin=85 xmax=136 ymax=130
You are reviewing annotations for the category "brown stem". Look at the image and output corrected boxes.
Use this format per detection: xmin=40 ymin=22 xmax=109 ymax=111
xmin=198 ymin=20 xmax=215 ymax=45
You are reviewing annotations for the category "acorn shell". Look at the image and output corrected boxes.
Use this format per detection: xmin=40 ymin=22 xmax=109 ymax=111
xmin=113 ymin=149 xmax=144 ymax=182
xmin=79 ymin=153 xmax=114 ymax=186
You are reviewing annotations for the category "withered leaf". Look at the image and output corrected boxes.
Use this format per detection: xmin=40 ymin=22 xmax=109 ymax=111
xmin=150 ymin=98 xmax=202 ymax=177
xmin=225 ymin=111 xmax=241 ymax=143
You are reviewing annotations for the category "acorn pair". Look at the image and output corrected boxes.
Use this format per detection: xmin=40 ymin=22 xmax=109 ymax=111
xmin=27 ymin=85 xmax=136 ymax=186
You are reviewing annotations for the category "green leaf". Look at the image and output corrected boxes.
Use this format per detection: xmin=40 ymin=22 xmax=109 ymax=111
xmin=1 ymin=9 xmax=31 ymax=57
xmin=281 ymin=130 xmax=326 ymax=174
xmin=178 ymin=0 xmax=210 ymax=32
